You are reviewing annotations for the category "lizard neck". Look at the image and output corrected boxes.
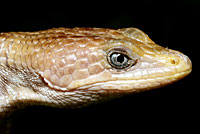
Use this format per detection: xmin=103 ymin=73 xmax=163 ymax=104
xmin=0 ymin=64 xmax=45 ymax=115
xmin=0 ymin=65 xmax=15 ymax=115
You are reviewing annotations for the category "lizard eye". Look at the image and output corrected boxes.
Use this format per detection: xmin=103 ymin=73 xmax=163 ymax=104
xmin=107 ymin=50 xmax=136 ymax=69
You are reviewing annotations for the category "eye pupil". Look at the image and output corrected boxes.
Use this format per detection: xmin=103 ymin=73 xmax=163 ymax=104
xmin=117 ymin=54 xmax=125 ymax=63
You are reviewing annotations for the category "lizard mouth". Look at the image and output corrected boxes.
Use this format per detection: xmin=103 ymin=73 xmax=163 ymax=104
xmin=103 ymin=68 xmax=191 ymax=90
xmin=76 ymin=68 xmax=191 ymax=91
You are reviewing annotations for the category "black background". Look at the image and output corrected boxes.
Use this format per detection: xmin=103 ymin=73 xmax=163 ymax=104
xmin=0 ymin=0 xmax=198 ymax=133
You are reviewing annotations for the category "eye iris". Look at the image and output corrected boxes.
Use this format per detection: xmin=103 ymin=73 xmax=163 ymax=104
xmin=110 ymin=53 xmax=129 ymax=69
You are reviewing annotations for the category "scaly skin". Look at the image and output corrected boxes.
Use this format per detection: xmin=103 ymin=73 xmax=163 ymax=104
xmin=0 ymin=28 xmax=192 ymax=128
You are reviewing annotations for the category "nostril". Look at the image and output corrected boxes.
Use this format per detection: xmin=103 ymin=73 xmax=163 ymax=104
xmin=170 ymin=58 xmax=179 ymax=65
xmin=171 ymin=59 xmax=176 ymax=64
xmin=167 ymin=50 xmax=192 ymax=72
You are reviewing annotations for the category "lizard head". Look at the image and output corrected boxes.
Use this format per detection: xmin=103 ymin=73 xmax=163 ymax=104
xmin=41 ymin=28 xmax=192 ymax=94
xmin=91 ymin=28 xmax=192 ymax=92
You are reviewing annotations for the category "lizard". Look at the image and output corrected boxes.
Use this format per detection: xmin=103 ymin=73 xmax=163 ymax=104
xmin=0 ymin=27 xmax=192 ymax=133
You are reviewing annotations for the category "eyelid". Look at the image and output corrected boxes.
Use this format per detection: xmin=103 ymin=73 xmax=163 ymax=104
xmin=107 ymin=47 xmax=130 ymax=57
xmin=109 ymin=48 xmax=128 ymax=54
